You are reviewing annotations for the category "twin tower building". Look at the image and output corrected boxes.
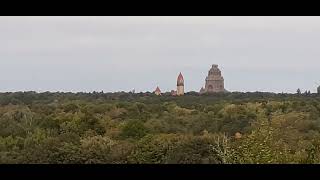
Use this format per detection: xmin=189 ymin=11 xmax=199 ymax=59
xmin=154 ymin=64 xmax=226 ymax=96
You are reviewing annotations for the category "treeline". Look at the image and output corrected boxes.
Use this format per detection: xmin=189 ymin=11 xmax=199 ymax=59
xmin=1 ymin=91 xmax=320 ymax=163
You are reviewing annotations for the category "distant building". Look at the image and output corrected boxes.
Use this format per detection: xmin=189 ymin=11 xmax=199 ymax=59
xmin=154 ymin=86 xmax=161 ymax=96
xmin=152 ymin=65 xmax=228 ymax=96
xmin=201 ymin=64 xmax=227 ymax=93
xmin=318 ymin=86 xmax=320 ymax=94
xmin=177 ymin=72 xmax=184 ymax=96
xmin=171 ymin=90 xmax=177 ymax=96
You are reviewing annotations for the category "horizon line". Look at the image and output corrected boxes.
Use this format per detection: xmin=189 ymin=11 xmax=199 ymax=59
xmin=0 ymin=90 xmax=315 ymax=94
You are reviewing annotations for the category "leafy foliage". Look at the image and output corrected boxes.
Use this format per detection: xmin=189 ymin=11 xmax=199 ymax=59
xmin=0 ymin=91 xmax=320 ymax=163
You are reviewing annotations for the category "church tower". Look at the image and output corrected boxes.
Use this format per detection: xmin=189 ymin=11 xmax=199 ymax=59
xmin=177 ymin=72 xmax=184 ymax=96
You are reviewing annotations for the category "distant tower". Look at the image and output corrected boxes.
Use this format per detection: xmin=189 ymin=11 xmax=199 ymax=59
xmin=204 ymin=64 xmax=226 ymax=93
xmin=177 ymin=72 xmax=184 ymax=96
xmin=154 ymin=86 xmax=161 ymax=96
xmin=317 ymin=86 xmax=320 ymax=94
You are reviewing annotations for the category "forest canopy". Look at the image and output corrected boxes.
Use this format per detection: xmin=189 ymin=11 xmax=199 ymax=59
xmin=1 ymin=91 xmax=320 ymax=164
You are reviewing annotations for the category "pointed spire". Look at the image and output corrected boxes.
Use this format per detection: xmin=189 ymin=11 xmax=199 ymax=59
xmin=177 ymin=72 xmax=184 ymax=86
xmin=155 ymin=86 xmax=161 ymax=92
xmin=154 ymin=86 xmax=161 ymax=95
xmin=177 ymin=72 xmax=185 ymax=95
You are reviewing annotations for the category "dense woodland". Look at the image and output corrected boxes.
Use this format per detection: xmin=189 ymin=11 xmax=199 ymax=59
xmin=1 ymin=91 xmax=320 ymax=164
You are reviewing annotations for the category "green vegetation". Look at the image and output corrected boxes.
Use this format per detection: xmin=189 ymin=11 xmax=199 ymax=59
xmin=1 ymin=91 xmax=320 ymax=164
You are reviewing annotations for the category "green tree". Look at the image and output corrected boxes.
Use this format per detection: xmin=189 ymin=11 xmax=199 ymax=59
xmin=297 ymin=88 xmax=301 ymax=95
xmin=120 ymin=120 xmax=149 ymax=139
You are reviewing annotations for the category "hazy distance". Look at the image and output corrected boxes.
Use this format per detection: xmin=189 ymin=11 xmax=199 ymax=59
xmin=1 ymin=16 xmax=320 ymax=93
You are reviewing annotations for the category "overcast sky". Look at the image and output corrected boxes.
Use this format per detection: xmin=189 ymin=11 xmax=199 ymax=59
xmin=1 ymin=16 xmax=320 ymax=93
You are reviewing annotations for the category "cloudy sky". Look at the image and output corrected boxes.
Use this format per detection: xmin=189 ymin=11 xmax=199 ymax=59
xmin=1 ymin=16 xmax=320 ymax=93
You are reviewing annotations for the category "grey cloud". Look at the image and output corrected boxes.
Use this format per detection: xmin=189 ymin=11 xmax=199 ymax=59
xmin=0 ymin=16 xmax=320 ymax=93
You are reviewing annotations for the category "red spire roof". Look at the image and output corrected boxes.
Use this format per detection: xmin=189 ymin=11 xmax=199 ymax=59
xmin=155 ymin=86 xmax=161 ymax=92
xmin=177 ymin=72 xmax=184 ymax=81
xmin=177 ymin=72 xmax=184 ymax=86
